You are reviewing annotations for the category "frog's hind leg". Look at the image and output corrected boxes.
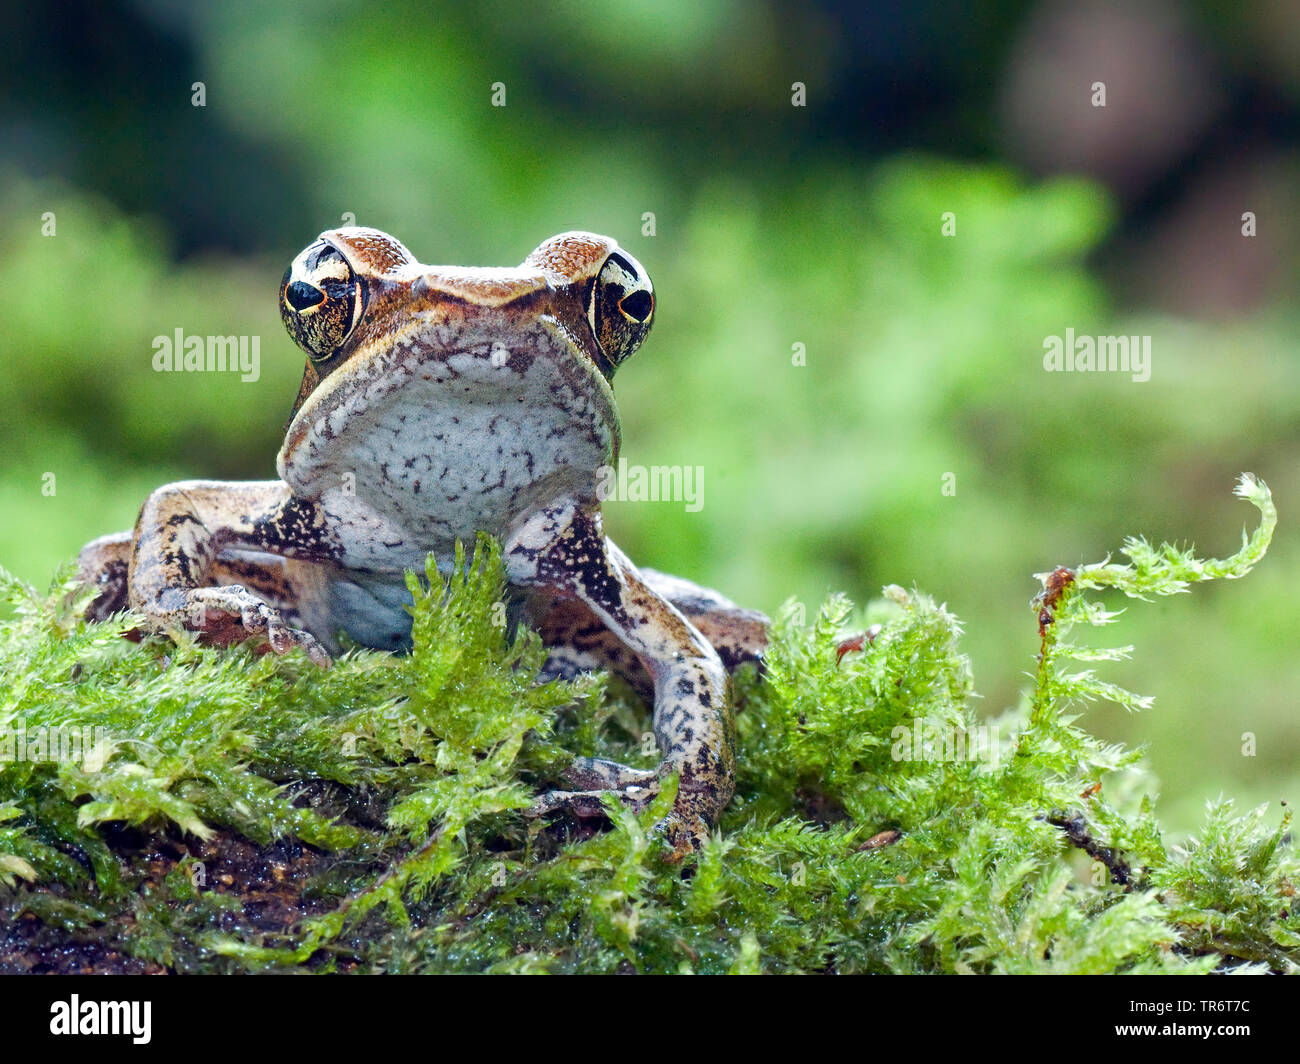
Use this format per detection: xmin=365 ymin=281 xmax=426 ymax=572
xmin=77 ymin=532 xmax=133 ymax=622
xmin=525 ymin=573 xmax=766 ymax=811
xmin=639 ymin=568 xmax=768 ymax=673
xmin=528 ymin=569 xmax=768 ymax=699
xmin=516 ymin=538 xmax=769 ymax=852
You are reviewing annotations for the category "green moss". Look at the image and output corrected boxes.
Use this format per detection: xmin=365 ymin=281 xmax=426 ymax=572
xmin=0 ymin=478 xmax=1294 ymax=973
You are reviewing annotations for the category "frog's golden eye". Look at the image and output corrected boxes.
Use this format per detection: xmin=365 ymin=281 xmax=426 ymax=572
xmin=586 ymin=250 xmax=654 ymax=375
xmin=280 ymin=240 xmax=366 ymax=363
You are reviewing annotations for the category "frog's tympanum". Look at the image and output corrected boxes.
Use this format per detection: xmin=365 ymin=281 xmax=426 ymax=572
xmin=77 ymin=227 xmax=768 ymax=855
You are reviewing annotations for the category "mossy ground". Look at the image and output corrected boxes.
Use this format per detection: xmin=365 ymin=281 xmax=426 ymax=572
xmin=0 ymin=477 xmax=1295 ymax=974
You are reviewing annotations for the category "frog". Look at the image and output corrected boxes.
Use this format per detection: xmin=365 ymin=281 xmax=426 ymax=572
xmin=76 ymin=226 xmax=768 ymax=856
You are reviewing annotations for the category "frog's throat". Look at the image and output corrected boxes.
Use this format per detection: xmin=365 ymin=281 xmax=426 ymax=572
xmin=276 ymin=315 xmax=622 ymax=496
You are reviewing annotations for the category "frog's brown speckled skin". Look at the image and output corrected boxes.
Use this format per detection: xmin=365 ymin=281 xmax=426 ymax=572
xmin=77 ymin=226 xmax=767 ymax=856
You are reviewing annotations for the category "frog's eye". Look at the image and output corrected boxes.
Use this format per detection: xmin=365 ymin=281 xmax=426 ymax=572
xmin=586 ymin=250 xmax=654 ymax=374
xmin=279 ymin=241 xmax=367 ymax=362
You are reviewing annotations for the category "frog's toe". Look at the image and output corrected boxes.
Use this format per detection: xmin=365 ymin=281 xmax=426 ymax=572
xmin=268 ymin=623 xmax=332 ymax=668
xmin=651 ymin=811 xmax=709 ymax=861
xmin=526 ymin=779 xmax=659 ymax=822
xmin=561 ymin=756 xmax=660 ymax=792
xmin=187 ymin=585 xmax=265 ymax=629
xmin=186 ymin=586 xmax=331 ymax=667
xmin=527 ymin=784 xmax=705 ymax=861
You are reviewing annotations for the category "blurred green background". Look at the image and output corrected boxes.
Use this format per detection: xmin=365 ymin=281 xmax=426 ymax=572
xmin=3 ymin=0 xmax=1298 ymax=834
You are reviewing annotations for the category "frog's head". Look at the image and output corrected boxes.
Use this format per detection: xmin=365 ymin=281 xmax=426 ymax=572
xmin=280 ymin=227 xmax=653 ymax=394
xmin=277 ymin=226 xmax=655 ymax=510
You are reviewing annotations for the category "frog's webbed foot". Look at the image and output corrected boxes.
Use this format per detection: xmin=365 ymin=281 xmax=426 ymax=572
xmin=527 ymin=755 xmax=661 ymax=828
xmin=526 ymin=776 xmax=710 ymax=859
xmin=528 ymin=780 xmax=657 ymax=821
xmin=560 ymin=755 xmax=662 ymax=792
xmin=185 ymin=585 xmax=332 ymax=667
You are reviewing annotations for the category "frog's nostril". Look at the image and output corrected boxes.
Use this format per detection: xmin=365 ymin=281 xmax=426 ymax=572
xmin=286 ymin=281 xmax=325 ymax=312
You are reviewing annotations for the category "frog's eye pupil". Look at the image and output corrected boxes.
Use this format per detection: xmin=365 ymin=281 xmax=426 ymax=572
xmin=619 ymin=289 xmax=652 ymax=323
xmin=286 ymin=281 xmax=325 ymax=312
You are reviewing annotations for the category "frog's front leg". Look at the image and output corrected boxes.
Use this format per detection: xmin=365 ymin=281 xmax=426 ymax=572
xmin=127 ymin=479 xmax=338 ymax=666
xmin=506 ymin=500 xmax=734 ymax=857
